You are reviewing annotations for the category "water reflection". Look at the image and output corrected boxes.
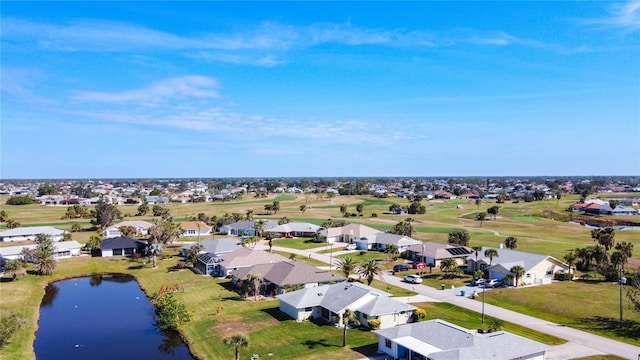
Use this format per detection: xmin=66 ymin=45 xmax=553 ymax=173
xmin=40 ymin=283 xmax=59 ymax=307
xmin=35 ymin=275 xmax=192 ymax=359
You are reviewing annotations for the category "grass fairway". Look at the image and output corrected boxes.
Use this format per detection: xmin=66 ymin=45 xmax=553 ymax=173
xmin=416 ymin=302 xmax=566 ymax=346
xmin=483 ymin=280 xmax=640 ymax=346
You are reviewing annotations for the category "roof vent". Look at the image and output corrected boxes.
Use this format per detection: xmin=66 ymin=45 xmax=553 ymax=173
xmin=317 ymin=292 xmax=323 ymax=296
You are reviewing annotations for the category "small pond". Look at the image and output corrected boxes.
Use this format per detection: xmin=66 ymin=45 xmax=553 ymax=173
xmin=34 ymin=274 xmax=193 ymax=360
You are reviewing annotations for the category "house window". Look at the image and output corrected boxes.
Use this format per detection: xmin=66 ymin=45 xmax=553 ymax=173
xmin=304 ymin=307 xmax=313 ymax=312
xmin=362 ymin=314 xmax=368 ymax=319
xmin=526 ymin=273 xmax=531 ymax=278
xmin=113 ymin=248 xmax=123 ymax=256
xmin=385 ymin=338 xmax=392 ymax=348
xmin=124 ymin=248 xmax=133 ymax=255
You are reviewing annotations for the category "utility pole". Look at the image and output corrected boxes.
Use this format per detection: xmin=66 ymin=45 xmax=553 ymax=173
xmin=620 ymin=269 xmax=626 ymax=326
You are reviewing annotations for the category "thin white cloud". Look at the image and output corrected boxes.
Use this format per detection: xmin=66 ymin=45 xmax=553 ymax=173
xmin=71 ymin=76 xmax=219 ymax=106
xmin=2 ymin=17 xmax=546 ymax=61
xmin=582 ymin=1 xmax=640 ymax=31
xmin=0 ymin=67 xmax=58 ymax=106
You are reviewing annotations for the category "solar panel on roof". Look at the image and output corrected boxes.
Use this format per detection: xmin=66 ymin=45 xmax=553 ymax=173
xmin=447 ymin=247 xmax=472 ymax=256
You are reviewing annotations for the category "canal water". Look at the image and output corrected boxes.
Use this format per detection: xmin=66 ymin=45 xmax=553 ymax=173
xmin=34 ymin=275 xmax=193 ymax=360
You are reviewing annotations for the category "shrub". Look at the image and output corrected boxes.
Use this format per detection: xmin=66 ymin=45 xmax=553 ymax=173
xmin=5 ymin=195 xmax=34 ymax=205
xmin=371 ymin=213 xmax=378 ymax=218
xmin=412 ymin=308 xmax=427 ymax=322
xmin=0 ymin=313 xmax=28 ymax=346
xmin=554 ymin=271 xmax=571 ymax=281
xmin=150 ymin=292 xmax=191 ymax=331
xmin=367 ymin=319 xmax=381 ymax=329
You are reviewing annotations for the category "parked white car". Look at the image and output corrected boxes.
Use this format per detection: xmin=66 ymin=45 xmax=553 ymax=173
xmin=345 ymin=243 xmax=357 ymax=250
xmin=403 ymin=275 xmax=423 ymax=284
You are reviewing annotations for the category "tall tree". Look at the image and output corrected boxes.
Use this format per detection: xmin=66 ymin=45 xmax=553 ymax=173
xmin=148 ymin=221 xmax=182 ymax=245
xmin=484 ymin=249 xmax=499 ymax=267
xmin=137 ymin=203 xmax=149 ymax=216
xmin=339 ymin=204 xmax=348 ymax=215
xmin=563 ymin=252 xmax=576 ymax=279
xmin=487 ymin=205 xmax=500 ymax=220
xmin=299 ymin=204 xmax=306 ymax=214
xmin=510 ymin=265 xmax=525 ymax=286
xmin=591 ymin=227 xmax=615 ymax=251
xmin=476 ymin=212 xmax=487 ymax=227
xmin=448 ymin=230 xmax=470 ymax=246
xmin=223 ymin=334 xmax=249 ymax=360
xmin=504 ymin=236 xmax=518 ymax=250
xmin=360 ymin=259 xmax=382 ymax=285
xmin=0 ymin=210 xmax=8 ymax=222
xmin=245 ymin=209 xmax=254 ymax=221
xmin=475 ymin=199 xmax=482 ymax=209
xmin=472 ymin=246 xmax=483 ymax=271
xmin=342 ymin=309 xmax=358 ymax=347
xmin=356 ymin=204 xmax=364 ymax=215
xmin=391 ymin=219 xmax=414 ymax=237
xmin=272 ymin=201 xmax=280 ymax=215
xmin=91 ymin=199 xmax=121 ymax=230
xmin=336 ymin=256 xmax=357 ymax=279
xmin=34 ymin=234 xmax=56 ymax=275
xmin=254 ymin=220 xmax=264 ymax=237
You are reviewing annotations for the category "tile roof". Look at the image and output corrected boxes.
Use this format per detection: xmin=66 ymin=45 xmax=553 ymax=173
xmin=181 ymin=238 xmax=241 ymax=255
xmin=179 ymin=221 xmax=212 ymax=231
xmin=220 ymin=247 xmax=288 ymax=268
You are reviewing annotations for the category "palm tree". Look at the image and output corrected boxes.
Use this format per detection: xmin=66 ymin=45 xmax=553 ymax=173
xmin=223 ymin=334 xmax=249 ymax=360
xmin=472 ymin=246 xmax=483 ymax=271
xmin=336 ymin=256 xmax=357 ymax=279
xmin=299 ymin=205 xmax=306 ymax=214
xmin=440 ymin=258 xmax=457 ymax=276
xmin=475 ymin=198 xmax=482 ymax=209
xmin=360 ymin=259 xmax=382 ymax=286
xmin=187 ymin=243 xmax=204 ymax=266
xmin=563 ymin=252 xmax=576 ymax=279
xmin=245 ymin=209 xmax=253 ymax=220
xmin=484 ymin=249 xmax=499 ymax=267
xmin=34 ymin=234 xmax=56 ymax=275
xmin=147 ymin=240 xmax=163 ymax=268
xmin=247 ymin=273 xmax=262 ymax=301
xmin=510 ymin=265 xmax=525 ymax=287
xmin=254 ymin=220 xmax=264 ymax=237
xmin=504 ymin=236 xmax=518 ymax=250
xmin=342 ymin=309 xmax=358 ymax=347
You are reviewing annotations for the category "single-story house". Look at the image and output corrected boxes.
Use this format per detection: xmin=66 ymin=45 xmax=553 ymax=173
xmin=101 ymin=221 xmax=154 ymax=238
xmin=277 ymin=282 xmax=416 ymax=329
xmin=197 ymin=247 xmax=287 ymax=277
xmin=144 ymin=196 xmax=169 ymax=204
xmin=318 ymin=224 xmax=381 ymax=244
xmin=100 ymin=237 xmax=145 ymax=257
xmin=584 ymin=202 xmax=613 ymax=216
xmin=232 ymin=261 xmax=343 ymax=295
xmin=611 ymin=205 xmax=639 ymax=216
xmin=180 ymin=237 xmax=241 ymax=257
xmin=374 ymin=319 xmax=547 ymax=360
xmin=0 ymin=226 xmax=67 ymax=242
xmin=405 ymin=242 xmax=472 ymax=267
xmin=355 ymin=233 xmax=421 ymax=253
xmin=267 ymin=222 xmax=322 ymax=238
xmin=218 ymin=220 xmax=278 ymax=236
xmin=179 ymin=221 xmax=212 ymax=238
xmin=466 ymin=247 xmax=568 ymax=286
xmin=0 ymin=240 xmax=83 ymax=261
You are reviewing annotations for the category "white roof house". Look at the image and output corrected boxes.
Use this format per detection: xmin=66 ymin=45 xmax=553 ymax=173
xmin=355 ymin=233 xmax=421 ymax=252
xmin=277 ymin=282 xmax=416 ymax=329
xmin=268 ymin=222 xmax=321 ymax=237
xmin=0 ymin=241 xmax=83 ymax=261
xmin=466 ymin=247 xmax=568 ymax=286
xmin=374 ymin=319 xmax=547 ymax=360
xmin=0 ymin=226 xmax=66 ymax=242
xmin=318 ymin=223 xmax=381 ymax=243
xmin=101 ymin=221 xmax=154 ymax=238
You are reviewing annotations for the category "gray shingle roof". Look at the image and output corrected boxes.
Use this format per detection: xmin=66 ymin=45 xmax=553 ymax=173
xmin=277 ymin=282 xmax=415 ymax=315
xmin=468 ymin=246 xmax=565 ymax=272
xmin=100 ymin=237 xmax=142 ymax=250
xmin=233 ymin=261 xmax=342 ymax=287
xmin=374 ymin=319 xmax=547 ymax=360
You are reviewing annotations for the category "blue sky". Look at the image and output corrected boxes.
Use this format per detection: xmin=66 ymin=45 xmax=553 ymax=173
xmin=2 ymin=1 xmax=639 ymax=179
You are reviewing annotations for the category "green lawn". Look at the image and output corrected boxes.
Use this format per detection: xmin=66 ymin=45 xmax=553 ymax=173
xmin=482 ymin=280 xmax=640 ymax=346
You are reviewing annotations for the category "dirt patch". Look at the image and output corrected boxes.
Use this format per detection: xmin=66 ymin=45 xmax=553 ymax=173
xmin=213 ymin=321 xmax=250 ymax=338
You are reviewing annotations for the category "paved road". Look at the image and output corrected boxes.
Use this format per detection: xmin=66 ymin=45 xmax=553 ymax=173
xmin=259 ymin=243 xmax=640 ymax=359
